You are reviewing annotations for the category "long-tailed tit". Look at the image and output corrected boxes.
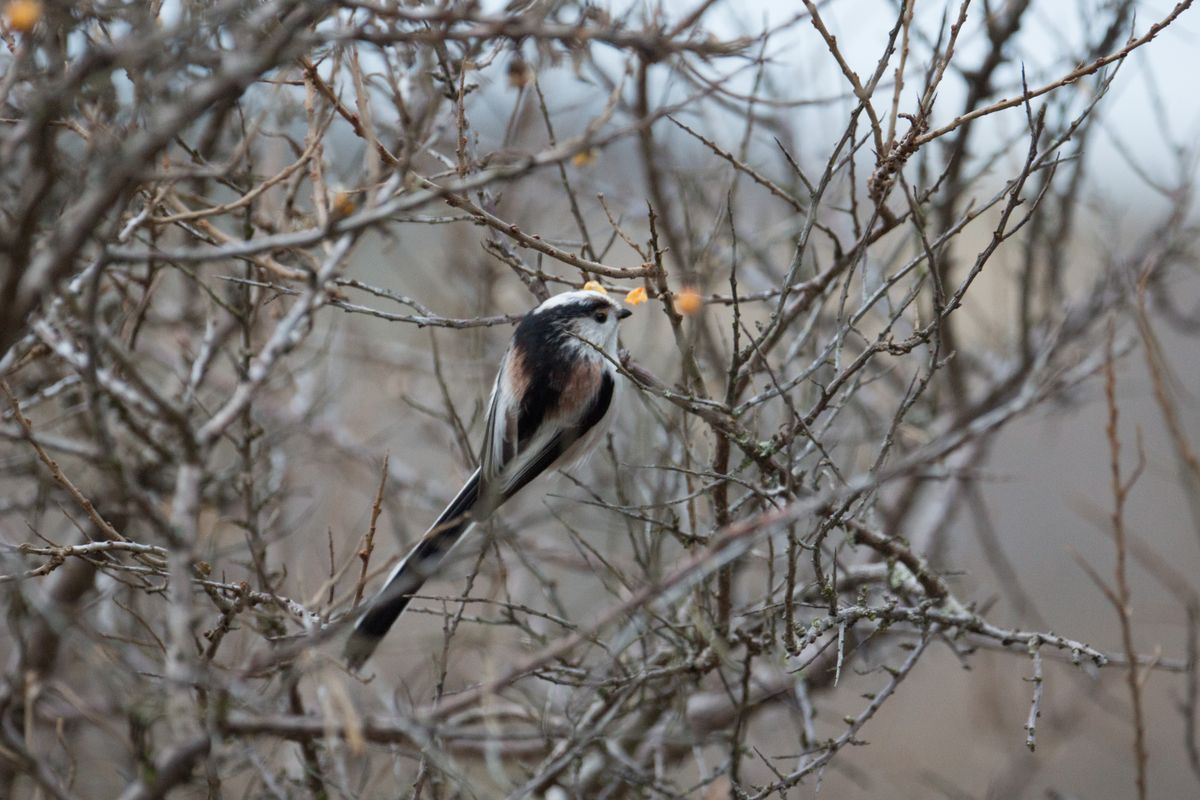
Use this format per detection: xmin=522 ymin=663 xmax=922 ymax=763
xmin=344 ymin=288 xmax=633 ymax=668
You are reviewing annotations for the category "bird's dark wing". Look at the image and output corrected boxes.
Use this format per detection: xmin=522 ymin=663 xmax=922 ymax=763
xmin=499 ymin=369 xmax=614 ymax=500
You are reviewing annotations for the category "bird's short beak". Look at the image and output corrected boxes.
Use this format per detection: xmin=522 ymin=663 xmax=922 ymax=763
xmin=618 ymin=308 xmax=633 ymax=320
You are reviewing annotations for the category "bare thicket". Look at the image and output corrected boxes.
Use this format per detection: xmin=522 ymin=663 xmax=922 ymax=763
xmin=2 ymin=1 xmax=1199 ymax=798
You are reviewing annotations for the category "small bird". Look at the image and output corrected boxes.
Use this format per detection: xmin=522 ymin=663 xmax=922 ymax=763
xmin=344 ymin=288 xmax=633 ymax=668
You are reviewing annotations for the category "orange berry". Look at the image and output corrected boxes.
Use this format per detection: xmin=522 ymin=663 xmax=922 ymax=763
xmin=675 ymin=287 xmax=703 ymax=316
xmin=5 ymin=0 xmax=41 ymax=32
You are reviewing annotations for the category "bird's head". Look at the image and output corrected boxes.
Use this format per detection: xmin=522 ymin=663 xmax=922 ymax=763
xmin=531 ymin=289 xmax=632 ymax=354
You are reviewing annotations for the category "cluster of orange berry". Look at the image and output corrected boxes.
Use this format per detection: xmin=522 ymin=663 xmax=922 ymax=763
xmin=582 ymin=281 xmax=704 ymax=317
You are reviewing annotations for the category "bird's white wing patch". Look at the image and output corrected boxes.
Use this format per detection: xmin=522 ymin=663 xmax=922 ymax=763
xmin=481 ymin=348 xmax=518 ymax=485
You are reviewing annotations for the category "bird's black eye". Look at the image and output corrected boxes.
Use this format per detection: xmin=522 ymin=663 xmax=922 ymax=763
xmin=593 ymin=311 xmax=608 ymax=324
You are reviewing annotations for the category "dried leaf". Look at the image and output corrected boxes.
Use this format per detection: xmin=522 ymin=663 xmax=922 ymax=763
xmin=571 ymin=148 xmax=597 ymax=168
xmin=625 ymin=286 xmax=648 ymax=305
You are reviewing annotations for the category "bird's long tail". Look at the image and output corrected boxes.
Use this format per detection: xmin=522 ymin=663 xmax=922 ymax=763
xmin=343 ymin=468 xmax=482 ymax=669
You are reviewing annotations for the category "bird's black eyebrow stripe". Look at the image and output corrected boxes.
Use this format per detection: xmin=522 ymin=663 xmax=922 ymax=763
xmin=541 ymin=297 xmax=611 ymax=317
